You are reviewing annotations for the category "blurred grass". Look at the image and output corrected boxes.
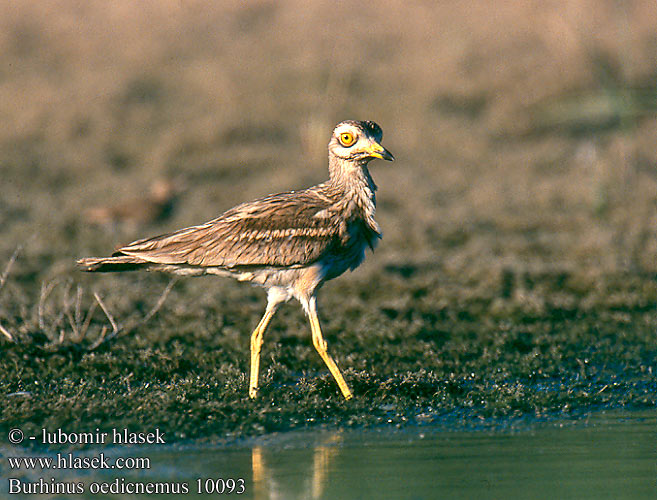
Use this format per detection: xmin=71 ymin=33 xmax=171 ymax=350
xmin=0 ymin=0 xmax=656 ymax=444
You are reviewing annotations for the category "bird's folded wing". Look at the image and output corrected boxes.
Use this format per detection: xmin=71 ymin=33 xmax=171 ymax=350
xmin=115 ymin=191 xmax=340 ymax=268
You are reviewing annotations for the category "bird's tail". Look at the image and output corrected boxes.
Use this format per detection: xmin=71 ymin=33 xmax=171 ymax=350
xmin=76 ymin=255 xmax=150 ymax=272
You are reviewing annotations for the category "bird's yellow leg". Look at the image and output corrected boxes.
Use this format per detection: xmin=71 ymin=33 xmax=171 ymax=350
xmin=307 ymin=299 xmax=353 ymax=400
xmin=249 ymin=306 xmax=277 ymax=399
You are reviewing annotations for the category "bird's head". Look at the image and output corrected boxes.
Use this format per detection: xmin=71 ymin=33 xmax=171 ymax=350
xmin=329 ymin=120 xmax=394 ymax=164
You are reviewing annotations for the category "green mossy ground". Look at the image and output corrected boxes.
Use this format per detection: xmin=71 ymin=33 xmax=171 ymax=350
xmin=1 ymin=261 xmax=655 ymax=446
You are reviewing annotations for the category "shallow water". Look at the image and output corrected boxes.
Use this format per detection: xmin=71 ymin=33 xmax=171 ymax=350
xmin=3 ymin=410 xmax=655 ymax=499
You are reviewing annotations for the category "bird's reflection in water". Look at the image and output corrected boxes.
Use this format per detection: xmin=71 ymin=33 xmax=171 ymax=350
xmin=251 ymin=446 xmax=267 ymax=500
xmin=251 ymin=433 xmax=343 ymax=500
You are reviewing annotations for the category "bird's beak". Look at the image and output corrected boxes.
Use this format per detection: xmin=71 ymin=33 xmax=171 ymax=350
xmin=365 ymin=141 xmax=395 ymax=161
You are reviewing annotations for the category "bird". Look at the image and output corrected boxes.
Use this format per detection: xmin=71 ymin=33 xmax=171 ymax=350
xmin=84 ymin=178 xmax=183 ymax=230
xmin=77 ymin=120 xmax=394 ymax=400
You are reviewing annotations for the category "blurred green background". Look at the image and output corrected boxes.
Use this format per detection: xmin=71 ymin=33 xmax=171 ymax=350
xmin=2 ymin=0 xmax=655 ymax=273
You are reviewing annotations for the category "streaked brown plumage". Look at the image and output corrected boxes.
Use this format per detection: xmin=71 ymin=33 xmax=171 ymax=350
xmin=77 ymin=120 xmax=394 ymax=400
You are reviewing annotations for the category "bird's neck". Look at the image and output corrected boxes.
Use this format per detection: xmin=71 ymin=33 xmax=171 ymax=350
xmin=327 ymin=157 xmax=379 ymax=232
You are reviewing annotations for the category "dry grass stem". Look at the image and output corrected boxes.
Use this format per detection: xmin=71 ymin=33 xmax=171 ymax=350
xmin=0 ymin=247 xmax=175 ymax=351
xmin=0 ymin=245 xmax=21 ymax=294
xmin=0 ymin=322 xmax=14 ymax=342
xmin=140 ymin=278 xmax=177 ymax=325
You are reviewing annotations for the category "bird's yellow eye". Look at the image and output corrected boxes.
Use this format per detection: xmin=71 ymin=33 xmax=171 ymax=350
xmin=339 ymin=132 xmax=356 ymax=147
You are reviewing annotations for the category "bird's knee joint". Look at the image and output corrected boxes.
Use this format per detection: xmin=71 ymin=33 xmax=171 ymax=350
xmin=312 ymin=336 xmax=327 ymax=352
xmin=251 ymin=332 xmax=263 ymax=351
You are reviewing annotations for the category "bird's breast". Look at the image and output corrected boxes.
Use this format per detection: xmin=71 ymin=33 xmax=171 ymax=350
xmin=320 ymin=217 xmax=379 ymax=282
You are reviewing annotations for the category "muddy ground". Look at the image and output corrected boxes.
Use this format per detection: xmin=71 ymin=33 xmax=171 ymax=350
xmin=0 ymin=1 xmax=656 ymax=445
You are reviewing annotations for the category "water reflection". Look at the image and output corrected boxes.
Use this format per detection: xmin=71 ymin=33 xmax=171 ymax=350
xmin=311 ymin=434 xmax=342 ymax=498
xmin=251 ymin=433 xmax=343 ymax=500
xmin=237 ymin=412 xmax=656 ymax=500
xmin=2 ymin=411 xmax=654 ymax=499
